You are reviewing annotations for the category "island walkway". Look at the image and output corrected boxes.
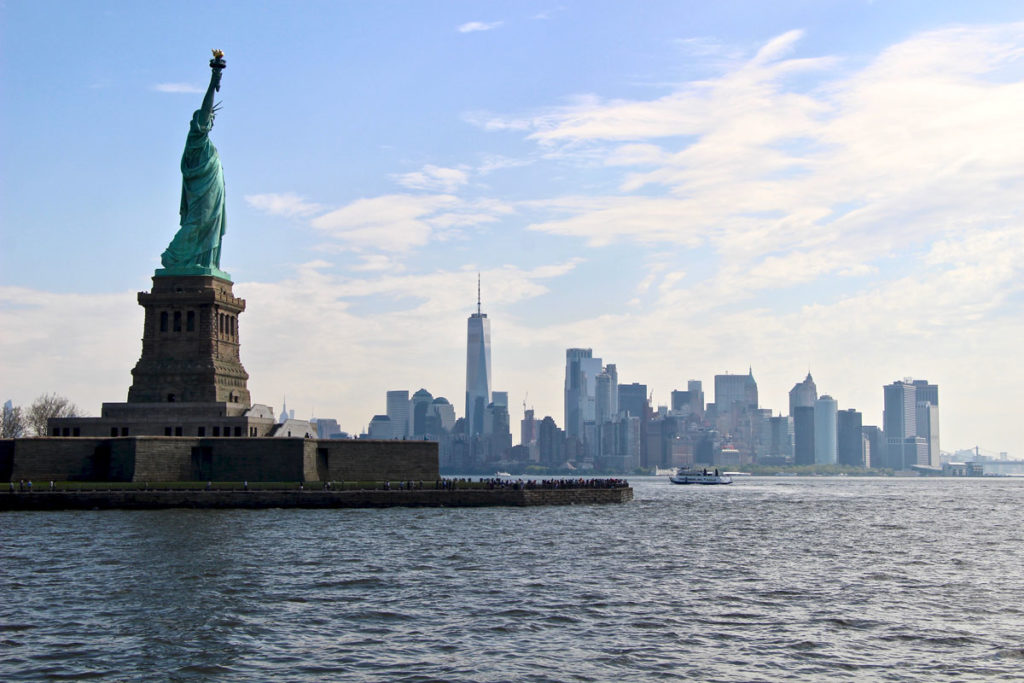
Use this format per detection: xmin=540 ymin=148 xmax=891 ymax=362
xmin=2 ymin=478 xmax=633 ymax=510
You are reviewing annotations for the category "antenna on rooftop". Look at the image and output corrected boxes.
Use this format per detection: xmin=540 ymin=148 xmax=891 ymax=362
xmin=477 ymin=272 xmax=481 ymax=315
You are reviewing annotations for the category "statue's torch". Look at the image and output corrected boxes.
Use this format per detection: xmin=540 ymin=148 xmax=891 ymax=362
xmin=210 ymin=49 xmax=226 ymax=90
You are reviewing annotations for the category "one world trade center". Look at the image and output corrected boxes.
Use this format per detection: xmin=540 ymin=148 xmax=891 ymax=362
xmin=466 ymin=275 xmax=492 ymax=436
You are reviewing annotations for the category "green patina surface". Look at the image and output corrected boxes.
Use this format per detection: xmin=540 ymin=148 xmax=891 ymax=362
xmin=157 ymin=54 xmax=230 ymax=281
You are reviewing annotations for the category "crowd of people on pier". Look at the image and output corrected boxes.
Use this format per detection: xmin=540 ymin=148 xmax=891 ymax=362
xmin=472 ymin=477 xmax=630 ymax=490
xmin=329 ymin=478 xmax=631 ymax=491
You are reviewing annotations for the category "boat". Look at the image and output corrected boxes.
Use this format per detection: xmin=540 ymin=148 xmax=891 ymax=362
xmin=495 ymin=471 xmax=512 ymax=478
xmin=669 ymin=468 xmax=733 ymax=485
xmin=654 ymin=467 xmax=676 ymax=476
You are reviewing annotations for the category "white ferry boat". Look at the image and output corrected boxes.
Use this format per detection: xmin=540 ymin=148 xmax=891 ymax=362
xmin=669 ymin=468 xmax=733 ymax=485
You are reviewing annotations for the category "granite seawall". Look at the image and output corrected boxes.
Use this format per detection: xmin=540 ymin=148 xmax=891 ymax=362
xmin=1 ymin=486 xmax=634 ymax=510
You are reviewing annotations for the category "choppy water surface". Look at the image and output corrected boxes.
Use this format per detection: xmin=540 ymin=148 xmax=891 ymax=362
xmin=2 ymin=477 xmax=1023 ymax=681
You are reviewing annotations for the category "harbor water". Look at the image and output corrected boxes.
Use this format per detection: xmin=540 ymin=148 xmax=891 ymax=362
xmin=2 ymin=476 xmax=1022 ymax=681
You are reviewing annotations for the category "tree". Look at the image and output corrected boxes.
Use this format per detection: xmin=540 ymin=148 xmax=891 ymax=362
xmin=27 ymin=393 xmax=81 ymax=436
xmin=2 ymin=400 xmax=26 ymax=438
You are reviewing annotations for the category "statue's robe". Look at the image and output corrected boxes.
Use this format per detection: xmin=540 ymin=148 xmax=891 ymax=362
xmin=160 ymin=110 xmax=226 ymax=271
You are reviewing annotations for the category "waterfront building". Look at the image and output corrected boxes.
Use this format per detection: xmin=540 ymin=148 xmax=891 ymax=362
xmin=537 ymin=415 xmax=564 ymax=467
xmin=605 ymin=364 xmax=619 ymax=417
xmin=431 ymin=397 xmax=456 ymax=432
xmin=491 ymin=391 xmax=508 ymax=408
xmin=520 ymin=409 xmax=538 ymax=461
xmin=912 ymin=380 xmax=940 ymax=468
xmin=793 ymin=406 xmax=815 ymax=466
xmin=862 ymin=425 xmax=884 ymax=469
xmin=837 ymin=408 xmax=863 ymax=467
xmin=603 ymin=414 xmax=641 ymax=472
xmin=410 ymin=388 xmax=434 ymax=437
xmin=904 ymin=435 xmax=930 ymax=468
xmin=788 ymin=373 xmax=818 ymax=416
xmin=367 ymin=414 xmax=392 ymax=439
xmin=694 ymin=431 xmax=719 ymax=466
xmin=465 ymin=276 xmax=491 ymax=437
xmin=766 ymin=414 xmax=794 ymax=461
xmin=912 ymin=380 xmax=939 ymax=407
xmin=595 ymin=371 xmax=615 ymax=425
xmin=715 ymin=370 xmax=758 ymax=412
xmin=315 ymin=418 xmax=342 ymax=439
xmin=386 ymin=390 xmax=410 ymax=439
xmin=618 ymin=382 xmax=649 ymax=420
xmin=884 ymin=380 xmax=917 ymax=469
xmin=482 ymin=391 xmax=506 ymax=432
xmin=669 ymin=434 xmax=696 ymax=468
xmin=643 ymin=416 xmax=666 ymax=469
xmin=917 ymin=401 xmax=940 ymax=468
xmin=520 ymin=408 xmax=537 ymax=445
xmin=688 ymin=380 xmax=705 ymax=416
xmin=713 ymin=370 xmax=758 ymax=455
xmin=814 ymin=395 xmax=838 ymax=465
xmin=485 ymin=401 xmax=512 ymax=461
xmin=670 ymin=383 xmax=705 ymax=418
xmin=564 ymin=348 xmax=601 ymax=439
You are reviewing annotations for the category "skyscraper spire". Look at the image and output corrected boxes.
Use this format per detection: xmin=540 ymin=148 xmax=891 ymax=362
xmin=477 ymin=272 xmax=481 ymax=315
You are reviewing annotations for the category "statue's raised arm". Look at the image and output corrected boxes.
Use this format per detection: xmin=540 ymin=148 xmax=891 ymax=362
xmin=157 ymin=51 xmax=231 ymax=280
xmin=196 ymin=51 xmax=225 ymax=128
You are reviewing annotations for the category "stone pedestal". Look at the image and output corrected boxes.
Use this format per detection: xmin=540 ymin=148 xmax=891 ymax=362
xmin=127 ymin=275 xmax=251 ymax=407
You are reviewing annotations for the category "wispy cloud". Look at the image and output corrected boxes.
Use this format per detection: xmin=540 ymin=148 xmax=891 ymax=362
xmin=480 ymin=24 xmax=1024 ymax=299
xmin=245 ymin=193 xmax=326 ymax=218
xmin=394 ymin=165 xmax=469 ymax=192
xmin=308 ymin=193 xmax=514 ymax=253
xmin=310 ymin=194 xmax=460 ymax=251
xmin=351 ymin=254 xmax=404 ymax=272
xmin=458 ymin=21 xmax=503 ymax=33
xmin=151 ymin=83 xmax=204 ymax=94
xmin=477 ymin=155 xmax=534 ymax=174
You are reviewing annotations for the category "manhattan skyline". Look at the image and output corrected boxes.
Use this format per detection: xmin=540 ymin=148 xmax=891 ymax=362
xmin=2 ymin=1 xmax=1022 ymax=456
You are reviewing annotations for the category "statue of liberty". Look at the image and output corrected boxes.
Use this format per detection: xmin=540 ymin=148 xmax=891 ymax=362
xmin=157 ymin=51 xmax=230 ymax=280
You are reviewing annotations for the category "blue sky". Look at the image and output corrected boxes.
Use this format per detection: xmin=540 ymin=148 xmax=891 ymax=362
xmin=2 ymin=1 xmax=1023 ymax=456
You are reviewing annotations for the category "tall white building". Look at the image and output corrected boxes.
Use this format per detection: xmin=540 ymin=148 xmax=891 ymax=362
xmin=595 ymin=371 xmax=615 ymax=425
xmin=465 ymin=276 xmax=491 ymax=436
xmin=410 ymin=388 xmax=434 ymax=437
xmin=484 ymin=391 xmax=508 ymax=435
xmin=315 ymin=418 xmax=341 ymax=439
xmin=367 ymin=415 xmax=391 ymax=439
xmin=917 ymin=401 xmax=940 ymax=468
xmin=884 ymin=379 xmax=917 ymax=469
xmin=564 ymin=348 xmax=603 ymax=439
xmin=431 ymin=397 xmax=456 ymax=431
xmin=814 ymin=395 xmax=838 ymax=464
xmin=605 ymin=364 xmax=619 ymax=417
xmin=913 ymin=379 xmax=940 ymax=468
xmin=386 ymin=390 xmax=410 ymax=439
